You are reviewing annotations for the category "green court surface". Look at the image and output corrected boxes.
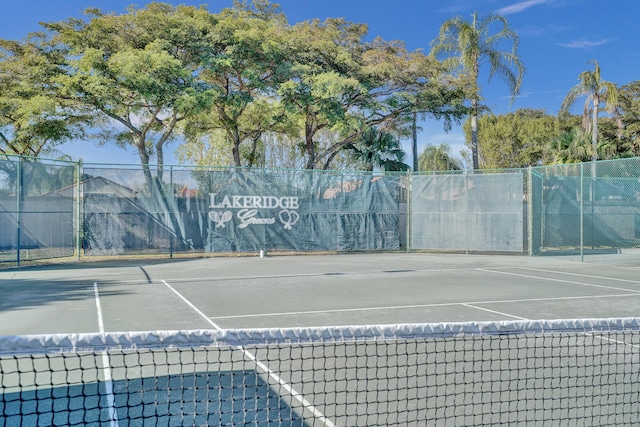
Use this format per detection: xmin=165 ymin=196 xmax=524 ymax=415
xmin=2 ymin=253 xmax=640 ymax=426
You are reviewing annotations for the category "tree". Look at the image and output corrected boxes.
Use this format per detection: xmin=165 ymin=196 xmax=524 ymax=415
xmin=618 ymin=81 xmax=640 ymax=156
xmin=463 ymin=109 xmax=555 ymax=168
xmin=560 ymin=60 xmax=619 ymax=163
xmin=418 ymin=143 xmax=462 ymax=171
xmin=282 ymin=18 xmax=468 ymax=170
xmin=345 ymin=127 xmax=409 ymax=171
xmin=430 ymin=11 xmax=525 ymax=170
xmin=43 ymin=3 xmax=217 ymax=183
xmin=182 ymin=0 xmax=295 ymax=168
xmin=543 ymin=128 xmax=592 ymax=164
xmin=0 ymin=34 xmax=90 ymax=157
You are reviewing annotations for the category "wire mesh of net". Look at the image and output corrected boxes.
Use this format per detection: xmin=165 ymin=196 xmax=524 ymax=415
xmin=2 ymin=319 xmax=640 ymax=426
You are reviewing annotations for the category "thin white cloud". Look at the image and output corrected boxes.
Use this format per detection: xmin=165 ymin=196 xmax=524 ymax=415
xmin=516 ymin=24 xmax=571 ymax=37
xmin=557 ymin=38 xmax=613 ymax=49
xmin=496 ymin=0 xmax=551 ymax=15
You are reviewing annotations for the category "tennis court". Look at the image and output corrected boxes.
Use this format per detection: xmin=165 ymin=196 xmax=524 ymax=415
xmin=2 ymin=253 xmax=640 ymax=426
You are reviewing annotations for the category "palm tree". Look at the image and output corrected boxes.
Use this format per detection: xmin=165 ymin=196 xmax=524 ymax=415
xmin=560 ymin=60 xmax=620 ymax=163
xmin=430 ymin=12 xmax=525 ymax=170
xmin=418 ymin=143 xmax=463 ymax=171
xmin=543 ymin=129 xmax=591 ymax=164
xmin=347 ymin=127 xmax=409 ymax=171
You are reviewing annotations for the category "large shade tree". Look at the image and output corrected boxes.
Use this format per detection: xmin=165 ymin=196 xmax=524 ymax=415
xmin=281 ymin=18 xmax=468 ymax=170
xmin=182 ymin=0 xmax=295 ymax=168
xmin=430 ymin=11 xmax=525 ymax=170
xmin=43 ymin=3 xmax=217 ymax=183
xmin=0 ymin=35 xmax=89 ymax=157
xmin=560 ymin=60 xmax=619 ymax=163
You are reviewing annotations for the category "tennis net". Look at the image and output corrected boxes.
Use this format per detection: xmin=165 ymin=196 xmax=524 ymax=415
xmin=2 ymin=318 xmax=640 ymax=426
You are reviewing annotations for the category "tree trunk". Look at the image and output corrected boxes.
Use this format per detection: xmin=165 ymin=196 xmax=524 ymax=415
xmin=471 ymin=103 xmax=479 ymax=170
xmin=305 ymin=114 xmax=316 ymax=170
xmin=136 ymin=136 xmax=153 ymax=188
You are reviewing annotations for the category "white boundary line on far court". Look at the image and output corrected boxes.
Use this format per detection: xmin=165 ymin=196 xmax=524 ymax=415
xmin=93 ymin=283 xmax=120 ymax=427
xmin=478 ymin=268 xmax=640 ymax=293
xmin=209 ymin=292 xmax=640 ymax=320
xmin=160 ymin=280 xmax=336 ymax=427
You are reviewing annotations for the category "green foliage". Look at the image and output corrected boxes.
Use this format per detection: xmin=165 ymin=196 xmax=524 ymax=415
xmin=42 ymin=2 xmax=217 ymax=177
xmin=418 ymin=143 xmax=462 ymax=171
xmin=560 ymin=60 xmax=620 ymax=162
xmin=430 ymin=11 xmax=525 ymax=170
xmin=618 ymin=81 xmax=640 ymax=156
xmin=464 ymin=109 xmax=555 ymax=168
xmin=346 ymin=127 xmax=409 ymax=172
xmin=0 ymin=35 xmax=90 ymax=156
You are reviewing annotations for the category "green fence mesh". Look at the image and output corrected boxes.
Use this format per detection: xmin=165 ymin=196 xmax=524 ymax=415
xmin=81 ymin=166 xmax=402 ymax=255
xmin=532 ymin=159 xmax=640 ymax=254
xmin=3 ymin=154 xmax=640 ymax=265
xmin=0 ymin=156 xmax=76 ymax=263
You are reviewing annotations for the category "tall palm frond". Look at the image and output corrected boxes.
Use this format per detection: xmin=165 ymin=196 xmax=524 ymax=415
xmin=560 ymin=60 xmax=620 ymax=162
xmin=430 ymin=12 xmax=525 ymax=170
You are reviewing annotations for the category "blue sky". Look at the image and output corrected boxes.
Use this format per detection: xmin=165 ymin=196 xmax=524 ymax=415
xmin=2 ymin=0 xmax=639 ymax=167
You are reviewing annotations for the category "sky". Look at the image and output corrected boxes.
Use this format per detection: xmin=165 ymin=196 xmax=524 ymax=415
xmin=2 ymin=0 xmax=639 ymax=167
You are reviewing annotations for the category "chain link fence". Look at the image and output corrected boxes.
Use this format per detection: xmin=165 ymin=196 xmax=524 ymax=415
xmin=3 ymin=154 xmax=640 ymax=266
xmin=531 ymin=158 xmax=640 ymax=256
xmin=0 ymin=156 xmax=76 ymax=264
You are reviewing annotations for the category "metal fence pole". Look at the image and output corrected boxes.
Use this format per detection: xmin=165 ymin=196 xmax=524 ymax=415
xmin=580 ymin=162 xmax=584 ymax=262
xmin=75 ymin=161 xmax=82 ymax=260
xmin=527 ymin=167 xmax=533 ymax=256
xmin=169 ymin=165 xmax=174 ymax=259
xmin=16 ymin=157 xmax=22 ymax=267
xmin=406 ymin=170 xmax=412 ymax=253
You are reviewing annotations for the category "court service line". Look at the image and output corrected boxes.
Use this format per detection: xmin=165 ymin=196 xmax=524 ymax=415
xmin=159 ymin=280 xmax=335 ymax=427
xmin=461 ymin=303 xmax=640 ymax=349
xmin=154 ymin=267 xmax=472 ymax=285
xmin=460 ymin=304 xmax=529 ymax=320
xmin=517 ymin=267 xmax=640 ymax=285
xmin=210 ymin=292 xmax=640 ymax=320
xmin=93 ymin=283 xmax=120 ymax=427
xmin=477 ymin=268 xmax=640 ymax=293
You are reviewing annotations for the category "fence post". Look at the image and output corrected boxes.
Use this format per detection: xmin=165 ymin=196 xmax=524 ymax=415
xmin=527 ymin=166 xmax=533 ymax=256
xmin=580 ymin=162 xmax=584 ymax=262
xmin=406 ymin=170 xmax=412 ymax=253
xmin=15 ymin=157 xmax=22 ymax=267
xmin=75 ymin=160 xmax=82 ymax=260
xmin=169 ymin=165 xmax=173 ymax=259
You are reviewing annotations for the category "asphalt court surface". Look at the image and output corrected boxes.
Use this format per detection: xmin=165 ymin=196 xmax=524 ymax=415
xmin=2 ymin=253 xmax=640 ymax=336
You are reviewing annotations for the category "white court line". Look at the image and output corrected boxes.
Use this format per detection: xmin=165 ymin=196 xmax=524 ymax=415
xmin=151 ymin=267 xmax=471 ymax=285
xmin=210 ymin=292 xmax=640 ymax=320
xmin=160 ymin=280 xmax=335 ymax=427
xmin=161 ymin=280 xmax=222 ymax=330
xmin=477 ymin=268 xmax=640 ymax=294
xmin=461 ymin=304 xmax=529 ymax=320
xmin=461 ymin=304 xmax=640 ymax=349
xmin=93 ymin=283 xmax=119 ymax=427
xmin=517 ymin=267 xmax=640 ymax=285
